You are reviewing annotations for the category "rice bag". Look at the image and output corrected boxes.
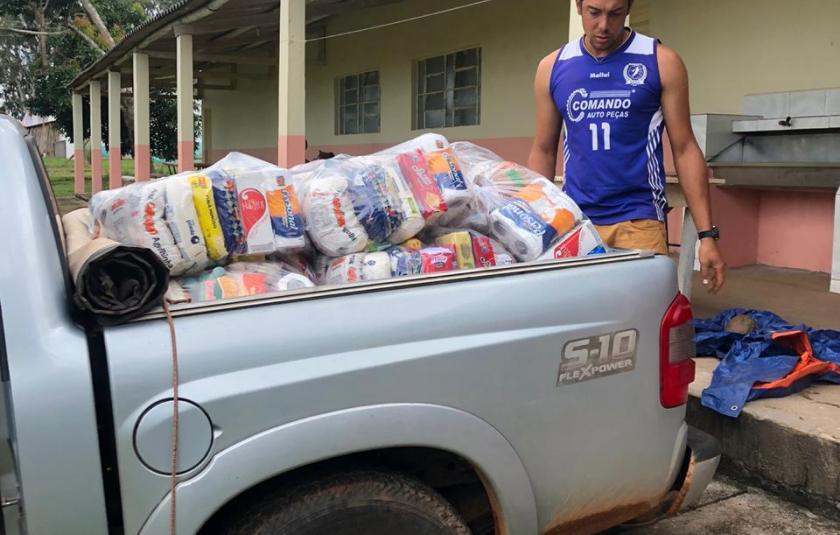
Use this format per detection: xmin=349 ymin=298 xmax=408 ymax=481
xmin=164 ymin=174 xmax=210 ymax=274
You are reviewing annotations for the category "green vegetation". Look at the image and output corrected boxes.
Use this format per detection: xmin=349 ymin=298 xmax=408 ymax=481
xmin=43 ymin=155 xmax=168 ymax=198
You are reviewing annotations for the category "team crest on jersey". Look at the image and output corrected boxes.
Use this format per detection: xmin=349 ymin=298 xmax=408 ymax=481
xmin=623 ymin=63 xmax=647 ymax=86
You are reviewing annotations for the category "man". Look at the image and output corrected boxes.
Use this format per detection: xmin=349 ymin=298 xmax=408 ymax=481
xmin=527 ymin=0 xmax=726 ymax=293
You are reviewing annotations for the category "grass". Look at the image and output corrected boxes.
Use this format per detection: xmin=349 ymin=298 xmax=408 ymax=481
xmin=43 ymin=156 xmax=169 ymax=198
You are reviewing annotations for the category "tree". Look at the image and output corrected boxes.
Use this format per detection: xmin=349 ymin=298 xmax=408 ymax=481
xmin=0 ymin=0 xmax=189 ymax=160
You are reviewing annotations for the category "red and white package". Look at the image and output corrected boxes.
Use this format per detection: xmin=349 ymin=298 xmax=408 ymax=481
xmin=421 ymin=246 xmax=456 ymax=273
xmin=471 ymin=235 xmax=497 ymax=268
xmin=397 ymin=149 xmax=447 ymax=221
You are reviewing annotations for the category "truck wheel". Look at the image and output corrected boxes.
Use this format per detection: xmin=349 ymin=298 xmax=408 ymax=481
xmin=224 ymin=470 xmax=473 ymax=535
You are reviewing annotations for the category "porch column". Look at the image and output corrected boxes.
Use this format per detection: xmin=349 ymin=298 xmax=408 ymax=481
xmin=108 ymin=70 xmax=122 ymax=189
xmin=176 ymin=31 xmax=194 ymax=172
xmin=72 ymin=91 xmax=85 ymax=195
xmin=568 ymin=0 xmax=583 ymax=42
xmin=831 ymin=186 xmax=840 ymax=293
xmin=277 ymin=0 xmax=306 ymax=168
xmin=89 ymin=80 xmax=102 ymax=193
xmin=133 ymin=51 xmax=151 ymax=181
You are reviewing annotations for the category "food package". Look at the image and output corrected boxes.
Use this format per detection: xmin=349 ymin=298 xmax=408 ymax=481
xmin=387 ymin=246 xmax=423 ymax=277
xmin=490 ymin=178 xmax=582 ymax=262
xmin=180 ymin=261 xmax=315 ymax=302
xmin=397 ymin=149 xmax=447 ymax=221
xmin=436 ymin=231 xmax=476 ymax=270
xmin=366 ymin=155 xmax=425 ymax=244
xmin=265 ymin=178 xmax=306 ymax=253
xmin=298 ymin=165 xmax=369 ymax=256
xmin=187 ymin=173 xmax=228 ymax=262
xmin=361 ymin=251 xmax=392 ymax=281
xmin=323 ymin=253 xmax=365 ymax=285
xmin=206 ymin=169 xmax=247 ymax=257
xmin=420 ymin=246 xmax=456 ymax=273
xmin=235 ymin=172 xmax=276 ymax=255
xmin=538 ymin=220 xmax=607 ymax=260
xmin=346 ymin=161 xmax=404 ymax=245
xmin=426 ymin=146 xmax=472 ymax=211
xmin=90 ymin=180 xmax=191 ymax=275
xmin=164 ymin=174 xmax=211 ymax=274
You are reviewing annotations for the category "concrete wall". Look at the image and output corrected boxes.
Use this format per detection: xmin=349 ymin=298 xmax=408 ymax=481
xmin=203 ymin=0 xmax=569 ymax=164
xmin=646 ymin=0 xmax=840 ymax=115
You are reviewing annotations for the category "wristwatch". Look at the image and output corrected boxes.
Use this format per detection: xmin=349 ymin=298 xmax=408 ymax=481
xmin=698 ymin=226 xmax=720 ymax=241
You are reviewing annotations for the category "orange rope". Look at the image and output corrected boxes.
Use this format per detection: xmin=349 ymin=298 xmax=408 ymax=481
xmin=163 ymin=300 xmax=179 ymax=535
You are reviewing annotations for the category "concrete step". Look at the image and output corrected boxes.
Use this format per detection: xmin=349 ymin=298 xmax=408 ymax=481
xmin=687 ymin=357 xmax=840 ymax=518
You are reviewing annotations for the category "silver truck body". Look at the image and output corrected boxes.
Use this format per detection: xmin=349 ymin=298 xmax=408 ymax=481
xmin=0 ymin=115 xmax=718 ymax=534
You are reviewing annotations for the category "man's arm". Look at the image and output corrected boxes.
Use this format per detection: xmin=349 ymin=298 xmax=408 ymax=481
xmin=527 ymin=51 xmax=563 ymax=180
xmin=658 ymin=44 xmax=726 ymax=293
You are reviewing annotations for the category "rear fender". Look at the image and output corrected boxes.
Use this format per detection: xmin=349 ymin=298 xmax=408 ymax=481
xmin=139 ymin=403 xmax=538 ymax=535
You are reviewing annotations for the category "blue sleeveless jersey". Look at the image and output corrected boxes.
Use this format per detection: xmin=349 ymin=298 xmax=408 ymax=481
xmin=550 ymin=31 xmax=666 ymax=224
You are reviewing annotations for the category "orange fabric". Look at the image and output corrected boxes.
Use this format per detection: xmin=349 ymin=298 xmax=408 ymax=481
xmin=753 ymin=331 xmax=840 ymax=390
xmin=594 ymin=219 xmax=668 ymax=254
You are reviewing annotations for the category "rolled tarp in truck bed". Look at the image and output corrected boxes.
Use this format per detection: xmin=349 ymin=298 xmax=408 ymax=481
xmin=62 ymin=208 xmax=168 ymax=325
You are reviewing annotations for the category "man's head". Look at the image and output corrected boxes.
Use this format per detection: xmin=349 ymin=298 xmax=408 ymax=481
xmin=576 ymin=0 xmax=634 ymax=54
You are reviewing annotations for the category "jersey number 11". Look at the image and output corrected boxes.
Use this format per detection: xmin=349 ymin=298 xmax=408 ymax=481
xmin=589 ymin=122 xmax=611 ymax=151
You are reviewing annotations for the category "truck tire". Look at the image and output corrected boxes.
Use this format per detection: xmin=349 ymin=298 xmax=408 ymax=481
xmin=223 ymin=470 xmax=473 ymax=535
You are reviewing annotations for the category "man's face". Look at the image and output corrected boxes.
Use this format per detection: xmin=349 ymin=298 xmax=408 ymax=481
xmin=577 ymin=0 xmax=632 ymax=52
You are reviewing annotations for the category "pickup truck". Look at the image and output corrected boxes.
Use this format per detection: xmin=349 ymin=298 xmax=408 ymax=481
xmin=0 ymin=114 xmax=720 ymax=535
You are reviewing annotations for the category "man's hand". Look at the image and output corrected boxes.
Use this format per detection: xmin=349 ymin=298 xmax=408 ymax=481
xmin=699 ymin=239 xmax=726 ymax=294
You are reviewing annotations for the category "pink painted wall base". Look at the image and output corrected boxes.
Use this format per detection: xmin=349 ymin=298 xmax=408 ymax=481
xmin=91 ymin=151 xmax=103 ymax=193
xmin=73 ymin=149 xmax=85 ymax=194
xmin=278 ymin=135 xmax=306 ymax=168
xmin=134 ymin=144 xmax=151 ymax=181
xmin=178 ymin=141 xmax=194 ymax=173
xmin=109 ymin=153 xmax=122 ymax=189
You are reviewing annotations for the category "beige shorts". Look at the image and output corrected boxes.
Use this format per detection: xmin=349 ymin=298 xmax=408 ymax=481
xmin=594 ymin=219 xmax=668 ymax=255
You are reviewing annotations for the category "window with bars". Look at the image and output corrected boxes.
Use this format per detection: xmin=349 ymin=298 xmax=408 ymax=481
xmin=336 ymin=71 xmax=380 ymax=135
xmin=414 ymin=48 xmax=481 ymax=130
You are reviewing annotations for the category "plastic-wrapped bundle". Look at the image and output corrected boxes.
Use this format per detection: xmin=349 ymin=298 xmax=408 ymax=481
xmin=164 ymin=174 xmax=210 ymax=274
xmin=346 ymin=161 xmax=404 ymax=245
xmin=363 ymin=155 xmax=425 ymax=244
xmin=207 ymin=152 xmax=307 ymax=255
xmin=298 ymin=164 xmax=369 ymax=257
xmin=90 ymin=180 xmax=192 ymax=275
xmin=490 ymin=178 xmax=583 ymax=262
xmin=323 ymin=253 xmax=365 ymax=285
xmin=387 ymin=246 xmax=423 ymax=277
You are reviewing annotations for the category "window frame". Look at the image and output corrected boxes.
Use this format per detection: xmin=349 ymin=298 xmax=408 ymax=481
xmin=413 ymin=47 xmax=482 ymax=130
xmin=335 ymin=70 xmax=381 ymax=135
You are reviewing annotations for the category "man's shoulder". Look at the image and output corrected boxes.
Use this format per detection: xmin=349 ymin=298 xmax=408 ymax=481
xmin=538 ymin=48 xmax=562 ymax=73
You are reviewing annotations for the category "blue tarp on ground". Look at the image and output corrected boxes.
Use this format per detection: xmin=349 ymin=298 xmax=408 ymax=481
xmin=695 ymin=309 xmax=840 ymax=417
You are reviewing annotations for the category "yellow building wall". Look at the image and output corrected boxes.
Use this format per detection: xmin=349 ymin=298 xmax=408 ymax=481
xmin=307 ymin=0 xmax=568 ymax=153
xmin=203 ymin=0 xmax=569 ymax=163
xmin=646 ymin=0 xmax=840 ymax=114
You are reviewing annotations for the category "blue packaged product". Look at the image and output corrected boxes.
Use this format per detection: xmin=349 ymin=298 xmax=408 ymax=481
xmin=347 ymin=164 xmax=404 ymax=243
xmin=387 ymin=246 xmax=423 ymax=277
xmin=207 ymin=169 xmax=247 ymax=256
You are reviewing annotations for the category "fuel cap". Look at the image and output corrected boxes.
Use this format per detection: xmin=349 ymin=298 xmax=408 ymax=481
xmin=134 ymin=399 xmax=213 ymax=474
